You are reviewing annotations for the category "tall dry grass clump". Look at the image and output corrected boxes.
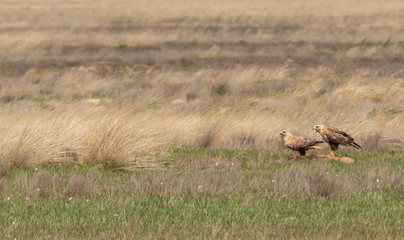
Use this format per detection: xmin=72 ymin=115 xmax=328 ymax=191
xmin=0 ymin=109 xmax=167 ymax=170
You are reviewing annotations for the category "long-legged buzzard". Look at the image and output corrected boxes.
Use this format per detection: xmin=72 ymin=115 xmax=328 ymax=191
xmin=280 ymin=130 xmax=324 ymax=160
xmin=313 ymin=125 xmax=361 ymax=156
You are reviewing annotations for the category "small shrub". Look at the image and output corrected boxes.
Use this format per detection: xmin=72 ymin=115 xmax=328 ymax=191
xmin=212 ymin=83 xmax=229 ymax=96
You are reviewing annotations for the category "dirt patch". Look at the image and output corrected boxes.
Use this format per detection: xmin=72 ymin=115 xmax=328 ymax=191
xmin=316 ymin=154 xmax=355 ymax=164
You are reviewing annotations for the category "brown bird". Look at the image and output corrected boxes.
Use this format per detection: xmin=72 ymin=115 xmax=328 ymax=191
xmin=313 ymin=125 xmax=361 ymax=156
xmin=280 ymin=130 xmax=324 ymax=160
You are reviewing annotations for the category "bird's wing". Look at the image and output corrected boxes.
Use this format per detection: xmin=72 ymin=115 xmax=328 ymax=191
xmin=320 ymin=133 xmax=329 ymax=143
xmin=286 ymin=136 xmax=318 ymax=149
xmin=324 ymin=126 xmax=354 ymax=143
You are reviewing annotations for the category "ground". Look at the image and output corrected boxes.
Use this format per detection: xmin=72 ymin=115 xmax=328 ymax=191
xmin=1 ymin=149 xmax=404 ymax=239
xmin=0 ymin=0 xmax=404 ymax=239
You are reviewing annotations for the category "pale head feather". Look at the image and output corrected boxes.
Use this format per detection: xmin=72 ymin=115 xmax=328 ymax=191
xmin=313 ymin=125 xmax=325 ymax=131
xmin=280 ymin=129 xmax=293 ymax=137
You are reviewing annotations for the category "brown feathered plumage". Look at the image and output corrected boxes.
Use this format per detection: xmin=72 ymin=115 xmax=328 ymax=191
xmin=280 ymin=130 xmax=324 ymax=160
xmin=313 ymin=125 xmax=361 ymax=155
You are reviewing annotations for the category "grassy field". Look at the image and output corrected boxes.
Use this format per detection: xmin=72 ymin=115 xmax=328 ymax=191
xmin=1 ymin=149 xmax=404 ymax=239
xmin=0 ymin=0 xmax=404 ymax=239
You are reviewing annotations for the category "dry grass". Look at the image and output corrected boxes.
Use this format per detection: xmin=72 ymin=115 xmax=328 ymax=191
xmin=0 ymin=0 xmax=403 ymax=168
xmin=0 ymin=104 xmax=402 ymax=168
xmin=2 ymin=156 xmax=403 ymax=199
xmin=274 ymin=164 xmax=344 ymax=197
xmin=0 ymin=2 xmax=403 ymax=239
xmin=1 ymin=0 xmax=403 ymax=53
xmin=13 ymin=170 xmax=99 ymax=198
xmin=0 ymin=109 xmax=168 ymax=169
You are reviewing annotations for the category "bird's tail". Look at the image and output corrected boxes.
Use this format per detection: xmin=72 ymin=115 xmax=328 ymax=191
xmin=351 ymin=141 xmax=362 ymax=151
xmin=309 ymin=141 xmax=324 ymax=149
xmin=309 ymin=145 xmax=324 ymax=149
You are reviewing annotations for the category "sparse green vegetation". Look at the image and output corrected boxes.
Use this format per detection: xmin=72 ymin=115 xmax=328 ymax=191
xmin=1 ymin=149 xmax=404 ymax=239
xmin=116 ymin=44 xmax=129 ymax=50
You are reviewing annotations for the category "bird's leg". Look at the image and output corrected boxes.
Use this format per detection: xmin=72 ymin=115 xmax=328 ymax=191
xmin=293 ymin=151 xmax=298 ymax=160
xmin=330 ymin=151 xmax=335 ymax=157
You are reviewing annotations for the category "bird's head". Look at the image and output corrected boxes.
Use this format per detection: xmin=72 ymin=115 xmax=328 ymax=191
xmin=280 ymin=130 xmax=291 ymax=136
xmin=313 ymin=125 xmax=325 ymax=132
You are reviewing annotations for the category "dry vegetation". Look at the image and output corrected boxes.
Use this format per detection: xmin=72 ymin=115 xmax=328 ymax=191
xmin=0 ymin=0 xmax=404 ymax=168
xmin=2 ymin=158 xmax=404 ymax=200
xmin=0 ymin=1 xmax=404 ymax=238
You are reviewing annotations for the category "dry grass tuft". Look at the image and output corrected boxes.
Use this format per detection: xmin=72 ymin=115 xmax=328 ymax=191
xmin=360 ymin=132 xmax=383 ymax=151
xmin=0 ymin=110 xmax=167 ymax=169
xmin=83 ymin=119 xmax=132 ymax=169
xmin=266 ymin=136 xmax=285 ymax=151
xmin=1 ymin=127 xmax=32 ymax=170
xmin=190 ymin=121 xmax=222 ymax=148
xmin=274 ymin=164 xmax=344 ymax=197
xmin=226 ymin=131 xmax=259 ymax=149
xmin=51 ymin=147 xmax=79 ymax=166
xmin=212 ymin=82 xmax=230 ymax=97
xmin=360 ymin=132 xmax=402 ymax=151
xmin=128 ymin=171 xmax=247 ymax=196
xmin=66 ymin=174 xmax=95 ymax=197
xmin=28 ymin=171 xmax=99 ymax=198
xmin=388 ymin=173 xmax=404 ymax=193
xmin=307 ymin=173 xmax=342 ymax=198
xmin=0 ymin=175 xmax=5 ymax=194
xmin=33 ymin=171 xmax=54 ymax=190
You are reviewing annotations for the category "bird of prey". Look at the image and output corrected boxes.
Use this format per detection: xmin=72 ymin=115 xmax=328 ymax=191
xmin=313 ymin=125 xmax=361 ymax=156
xmin=280 ymin=130 xmax=324 ymax=160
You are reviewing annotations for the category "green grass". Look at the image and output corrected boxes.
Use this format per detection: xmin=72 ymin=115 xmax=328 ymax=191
xmin=1 ymin=149 xmax=403 ymax=239
xmin=116 ymin=44 xmax=129 ymax=50
xmin=1 ymin=192 xmax=403 ymax=239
